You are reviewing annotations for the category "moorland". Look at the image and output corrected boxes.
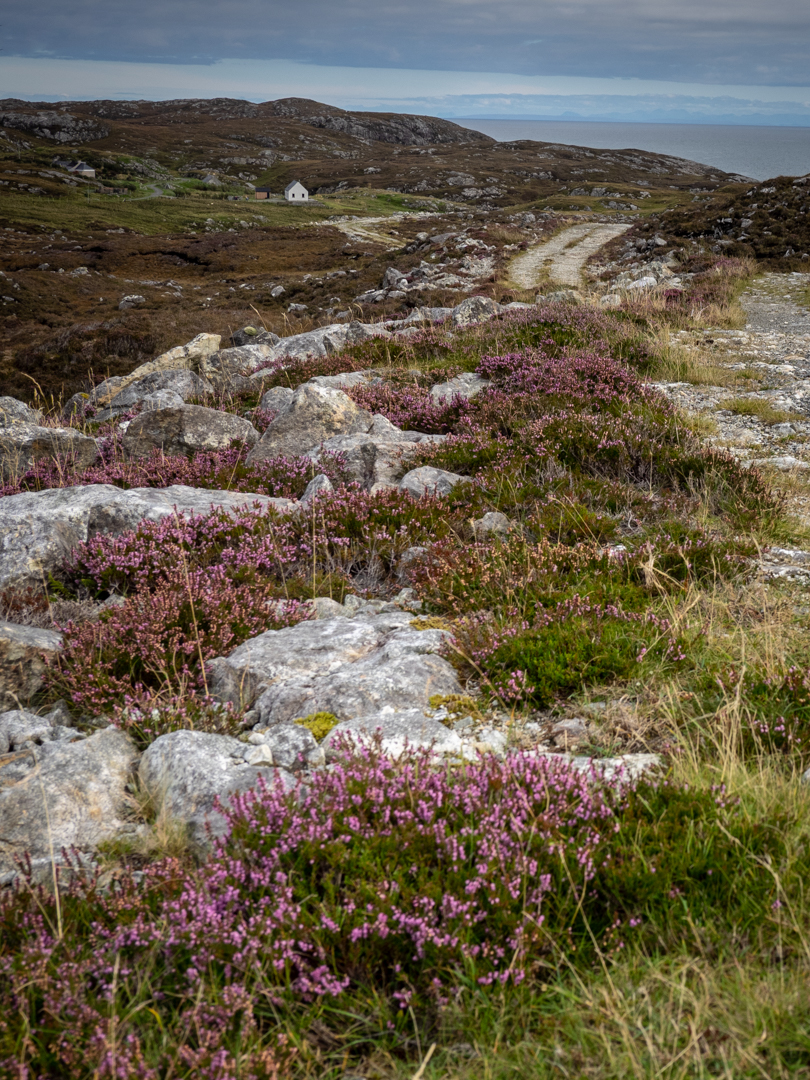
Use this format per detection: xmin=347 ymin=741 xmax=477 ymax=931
xmin=1 ymin=98 xmax=810 ymax=1080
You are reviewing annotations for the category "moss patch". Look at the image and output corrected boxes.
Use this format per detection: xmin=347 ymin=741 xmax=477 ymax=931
xmin=295 ymin=711 xmax=339 ymax=742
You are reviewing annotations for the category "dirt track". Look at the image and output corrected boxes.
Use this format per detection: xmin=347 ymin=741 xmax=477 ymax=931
xmin=509 ymin=222 xmax=632 ymax=290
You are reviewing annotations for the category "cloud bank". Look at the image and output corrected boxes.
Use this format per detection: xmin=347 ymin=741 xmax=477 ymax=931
xmin=4 ymin=0 xmax=810 ymax=88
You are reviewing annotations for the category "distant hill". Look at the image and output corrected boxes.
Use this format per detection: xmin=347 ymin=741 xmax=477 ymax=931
xmin=0 ymin=96 xmax=747 ymax=206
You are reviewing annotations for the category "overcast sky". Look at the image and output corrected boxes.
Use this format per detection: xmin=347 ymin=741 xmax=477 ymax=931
xmin=2 ymin=0 xmax=809 ymax=123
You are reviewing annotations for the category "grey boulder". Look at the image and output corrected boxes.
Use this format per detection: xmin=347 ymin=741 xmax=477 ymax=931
xmin=94 ymin=369 xmax=213 ymax=420
xmin=208 ymin=611 xmax=462 ymax=726
xmin=0 ymin=726 xmax=138 ymax=878
xmin=0 ymin=397 xmax=43 ymax=427
xmin=259 ymin=385 xmax=294 ymax=413
xmin=323 ymin=709 xmax=464 ymax=762
xmin=450 ymin=296 xmax=502 ymax=327
xmin=308 ymin=414 xmax=446 ymax=489
xmin=0 ymin=483 xmax=293 ymax=593
xmin=429 ymin=372 xmax=490 ymax=403
xmin=472 ymin=511 xmax=512 ymax=539
xmin=246 ymin=383 xmax=372 ymax=463
xmin=138 ymin=730 xmax=294 ymax=846
xmin=0 ymin=621 xmax=63 ymax=710
xmin=0 ymin=423 xmax=98 ymax=481
xmin=122 ymin=404 xmax=259 ymax=459
xmin=399 ymin=466 xmax=465 ymax=498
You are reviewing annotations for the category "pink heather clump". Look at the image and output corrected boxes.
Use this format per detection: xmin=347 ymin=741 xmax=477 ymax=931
xmin=476 ymin=348 xmax=652 ymax=410
xmin=347 ymin=381 xmax=475 ymax=433
xmin=0 ymin=437 xmax=350 ymax=499
xmin=0 ymin=747 xmax=642 ymax=1075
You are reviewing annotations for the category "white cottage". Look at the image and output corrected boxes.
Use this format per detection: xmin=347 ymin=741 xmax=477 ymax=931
xmin=284 ymin=180 xmax=309 ymax=202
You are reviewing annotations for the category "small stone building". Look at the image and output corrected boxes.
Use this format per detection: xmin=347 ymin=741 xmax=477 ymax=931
xmin=284 ymin=180 xmax=308 ymax=202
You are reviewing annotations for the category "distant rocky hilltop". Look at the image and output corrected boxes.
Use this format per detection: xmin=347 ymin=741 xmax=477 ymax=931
xmin=0 ymin=95 xmax=745 ymax=202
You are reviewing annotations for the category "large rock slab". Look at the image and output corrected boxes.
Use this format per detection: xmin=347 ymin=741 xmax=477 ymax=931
xmin=0 ymin=621 xmax=62 ymax=710
xmin=323 ymin=709 xmax=464 ymax=762
xmin=94 ymin=369 xmax=214 ymax=421
xmin=246 ymin=383 xmax=372 ymax=463
xmin=0 ymin=423 xmax=98 ymax=481
xmin=138 ymin=730 xmax=294 ymax=846
xmin=208 ymin=611 xmax=463 ymax=726
xmin=0 ymin=726 xmax=138 ymax=879
xmin=122 ymin=404 xmax=259 ymax=459
xmin=0 ymin=484 xmax=293 ymax=593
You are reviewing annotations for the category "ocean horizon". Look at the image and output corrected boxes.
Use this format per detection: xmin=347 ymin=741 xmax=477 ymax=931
xmin=452 ymin=119 xmax=810 ymax=183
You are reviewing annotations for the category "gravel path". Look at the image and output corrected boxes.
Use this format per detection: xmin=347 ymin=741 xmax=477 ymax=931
xmin=509 ymin=222 xmax=632 ymax=289
xmin=651 ymin=271 xmax=810 ymax=542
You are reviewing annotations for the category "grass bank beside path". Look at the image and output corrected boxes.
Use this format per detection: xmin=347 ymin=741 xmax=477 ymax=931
xmin=5 ymin=256 xmax=810 ymax=1079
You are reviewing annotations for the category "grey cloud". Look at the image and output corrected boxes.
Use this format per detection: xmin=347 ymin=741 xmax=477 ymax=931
xmin=4 ymin=0 xmax=810 ymax=86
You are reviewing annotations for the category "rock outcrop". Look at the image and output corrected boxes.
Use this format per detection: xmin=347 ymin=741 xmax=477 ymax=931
xmin=246 ymin=383 xmax=372 ymax=463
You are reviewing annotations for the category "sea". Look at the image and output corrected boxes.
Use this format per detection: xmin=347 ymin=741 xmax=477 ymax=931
xmin=453 ymin=120 xmax=810 ymax=183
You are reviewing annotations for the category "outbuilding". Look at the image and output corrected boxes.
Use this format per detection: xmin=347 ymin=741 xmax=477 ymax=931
xmin=69 ymin=161 xmax=96 ymax=179
xmin=254 ymin=187 xmax=273 ymax=200
xmin=284 ymin=181 xmax=308 ymax=202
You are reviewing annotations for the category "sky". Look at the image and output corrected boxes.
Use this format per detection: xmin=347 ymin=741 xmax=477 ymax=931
xmin=2 ymin=0 xmax=809 ymax=125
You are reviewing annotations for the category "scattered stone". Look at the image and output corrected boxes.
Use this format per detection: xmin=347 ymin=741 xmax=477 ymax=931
xmin=118 ymin=294 xmax=146 ymax=309
xmin=429 ymin=372 xmax=490 ymax=403
xmin=399 ymin=465 xmax=465 ymax=498
xmin=472 ymin=511 xmax=511 ymax=539
xmin=0 ymin=621 xmax=63 ymax=710
xmin=122 ymin=405 xmax=259 ymax=459
xmin=551 ymin=717 xmax=589 ymax=748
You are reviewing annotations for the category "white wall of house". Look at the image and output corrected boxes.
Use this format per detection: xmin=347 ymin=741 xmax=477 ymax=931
xmin=284 ymin=181 xmax=308 ymax=202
